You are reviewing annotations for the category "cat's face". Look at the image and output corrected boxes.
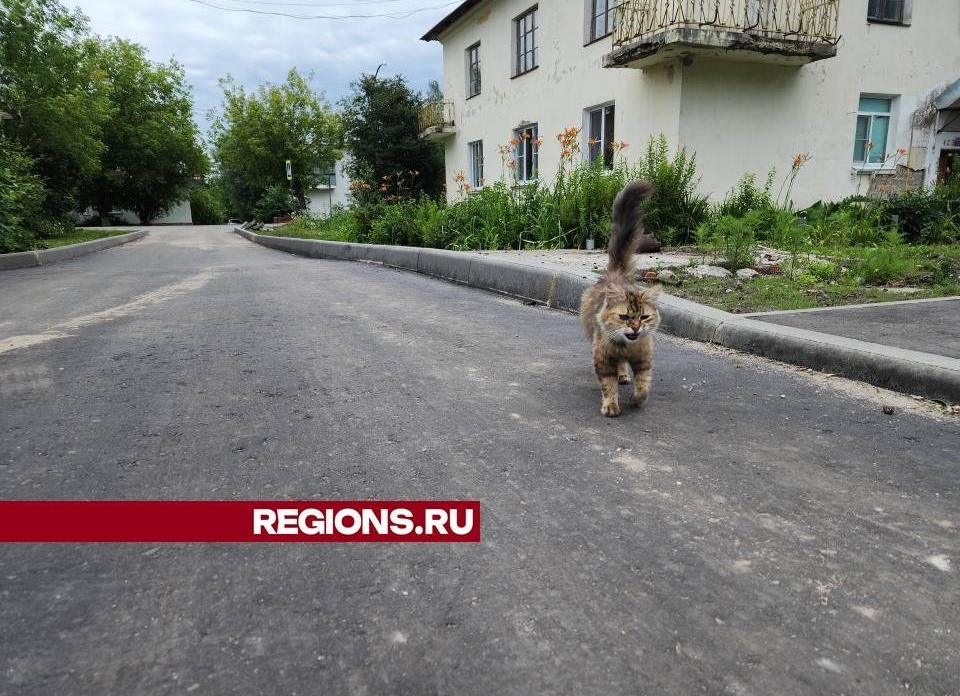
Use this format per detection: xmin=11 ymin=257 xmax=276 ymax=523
xmin=598 ymin=286 xmax=661 ymax=343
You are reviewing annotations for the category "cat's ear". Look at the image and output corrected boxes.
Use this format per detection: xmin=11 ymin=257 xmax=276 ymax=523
xmin=640 ymin=285 xmax=661 ymax=302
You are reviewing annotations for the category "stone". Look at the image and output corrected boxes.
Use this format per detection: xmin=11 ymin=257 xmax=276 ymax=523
xmin=685 ymin=264 xmax=732 ymax=279
xmin=656 ymin=269 xmax=678 ymax=284
xmin=735 ymin=268 xmax=760 ymax=280
xmin=636 ymin=234 xmax=662 ymax=253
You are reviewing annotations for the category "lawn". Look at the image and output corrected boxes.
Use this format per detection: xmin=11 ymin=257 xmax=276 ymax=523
xmin=36 ymin=228 xmax=136 ymax=249
xmin=255 ymin=217 xmax=354 ymax=243
xmin=665 ymin=244 xmax=960 ymax=313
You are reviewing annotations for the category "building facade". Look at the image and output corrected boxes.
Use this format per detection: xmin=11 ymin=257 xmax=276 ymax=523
xmin=305 ymin=158 xmax=352 ymax=218
xmin=421 ymin=0 xmax=960 ymax=207
xmin=76 ymin=200 xmax=193 ymax=225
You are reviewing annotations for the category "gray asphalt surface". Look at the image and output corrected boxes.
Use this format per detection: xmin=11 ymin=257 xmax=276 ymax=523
xmin=1 ymin=226 xmax=958 ymax=696
xmin=751 ymin=299 xmax=960 ymax=360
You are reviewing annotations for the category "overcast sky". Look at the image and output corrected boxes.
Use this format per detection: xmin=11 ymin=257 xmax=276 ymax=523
xmin=70 ymin=0 xmax=456 ymax=138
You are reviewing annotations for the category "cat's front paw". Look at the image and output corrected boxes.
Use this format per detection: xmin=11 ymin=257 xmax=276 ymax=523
xmin=617 ymin=374 xmax=631 ymax=385
xmin=601 ymin=401 xmax=621 ymax=417
xmin=630 ymin=389 xmax=648 ymax=406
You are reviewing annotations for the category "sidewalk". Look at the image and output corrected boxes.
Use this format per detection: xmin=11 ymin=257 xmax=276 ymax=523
xmin=744 ymin=298 xmax=960 ymax=360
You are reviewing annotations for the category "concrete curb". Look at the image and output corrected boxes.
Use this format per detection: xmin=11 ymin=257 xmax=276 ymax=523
xmin=234 ymin=228 xmax=960 ymax=402
xmin=0 ymin=230 xmax=149 ymax=271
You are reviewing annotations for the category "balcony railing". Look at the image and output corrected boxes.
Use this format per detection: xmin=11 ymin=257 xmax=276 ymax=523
xmin=418 ymin=100 xmax=456 ymax=140
xmin=607 ymin=0 xmax=840 ymax=68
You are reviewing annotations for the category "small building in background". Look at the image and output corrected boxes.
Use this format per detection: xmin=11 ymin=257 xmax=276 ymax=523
xmin=305 ymin=158 xmax=352 ymax=217
xmin=75 ymin=200 xmax=193 ymax=226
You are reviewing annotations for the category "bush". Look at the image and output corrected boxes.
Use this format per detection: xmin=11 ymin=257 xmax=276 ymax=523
xmin=919 ymin=216 xmax=960 ymax=245
xmin=854 ymin=247 xmax=912 ymax=285
xmin=554 ymin=157 xmax=624 ymax=249
xmin=345 ymin=132 xmax=711 ymax=252
xmin=717 ymin=171 xmax=776 ymax=218
xmin=276 ymin=206 xmax=359 ymax=242
xmin=632 ymin=135 xmax=710 ymax=244
xmin=369 ymin=199 xmax=424 ymax=246
xmin=0 ymin=137 xmax=46 ymax=253
xmin=253 ymin=185 xmax=301 ymax=223
xmin=800 ymin=197 xmax=888 ymax=247
xmin=190 ymin=185 xmax=228 ymax=225
xmin=695 ymin=214 xmax=756 ymax=271
xmin=881 ymin=187 xmax=951 ymax=244
xmin=805 ymin=260 xmax=840 ymax=281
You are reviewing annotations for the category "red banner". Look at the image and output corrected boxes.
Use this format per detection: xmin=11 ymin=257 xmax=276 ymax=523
xmin=0 ymin=501 xmax=480 ymax=542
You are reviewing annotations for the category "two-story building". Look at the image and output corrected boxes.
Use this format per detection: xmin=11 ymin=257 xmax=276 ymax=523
xmin=421 ymin=0 xmax=960 ymax=207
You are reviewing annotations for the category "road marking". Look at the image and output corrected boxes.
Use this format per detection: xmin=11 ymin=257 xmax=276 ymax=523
xmin=0 ymin=270 xmax=218 ymax=356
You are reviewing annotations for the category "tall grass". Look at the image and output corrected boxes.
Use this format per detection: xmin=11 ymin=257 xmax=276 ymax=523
xmin=281 ymin=136 xmax=958 ymax=257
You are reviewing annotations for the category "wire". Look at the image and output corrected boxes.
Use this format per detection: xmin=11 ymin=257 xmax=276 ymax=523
xmin=207 ymin=0 xmax=417 ymax=6
xmin=181 ymin=0 xmax=461 ymax=19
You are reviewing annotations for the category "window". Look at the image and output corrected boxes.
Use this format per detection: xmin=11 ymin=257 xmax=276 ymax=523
xmin=514 ymin=124 xmax=539 ymax=182
xmin=514 ymin=7 xmax=538 ymax=76
xmin=590 ymin=0 xmax=614 ymax=41
xmin=867 ymin=0 xmax=905 ymax=23
xmin=853 ymin=96 xmax=892 ymax=166
xmin=466 ymin=43 xmax=481 ymax=98
xmin=468 ymin=140 xmax=484 ymax=188
xmin=587 ymin=104 xmax=615 ymax=169
xmin=322 ymin=164 xmax=336 ymax=187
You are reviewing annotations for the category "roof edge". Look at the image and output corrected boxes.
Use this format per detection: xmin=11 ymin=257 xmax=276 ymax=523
xmin=935 ymin=77 xmax=960 ymax=110
xmin=421 ymin=0 xmax=485 ymax=41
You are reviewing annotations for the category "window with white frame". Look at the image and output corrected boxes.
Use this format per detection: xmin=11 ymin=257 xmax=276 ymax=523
xmin=514 ymin=7 xmax=538 ymax=76
xmin=589 ymin=0 xmax=614 ymax=41
xmin=514 ymin=124 xmax=539 ymax=181
xmin=587 ymin=104 xmax=615 ymax=169
xmin=867 ymin=0 xmax=906 ymax=23
xmin=466 ymin=43 xmax=481 ymax=98
xmin=468 ymin=140 xmax=484 ymax=188
xmin=853 ymin=96 xmax=893 ymax=166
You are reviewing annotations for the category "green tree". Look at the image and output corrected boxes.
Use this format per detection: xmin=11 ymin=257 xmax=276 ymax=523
xmin=210 ymin=69 xmax=343 ymax=217
xmin=189 ymin=177 xmax=228 ymax=225
xmin=0 ymin=135 xmax=45 ymax=252
xmin=0 ymin=0 xmax=111 ymax=221
xmin=77 ymin=39 xmax=207 ymax=224
xmin=340 ymin=73 xmax=444 ymax=199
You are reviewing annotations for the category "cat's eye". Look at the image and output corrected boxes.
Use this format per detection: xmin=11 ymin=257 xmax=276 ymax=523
xmin=618 ymin=314 xmax=630 ymax=320
xmin=640 ymin=314 xmax=649 ymax=320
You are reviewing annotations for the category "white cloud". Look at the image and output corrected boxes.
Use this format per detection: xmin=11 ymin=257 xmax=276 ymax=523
xmin=70 ymin=0 xmax=451 ymax=138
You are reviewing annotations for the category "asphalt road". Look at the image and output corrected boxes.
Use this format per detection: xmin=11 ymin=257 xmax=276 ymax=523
xmin=1 ymin=226 xmax=958 ymax=696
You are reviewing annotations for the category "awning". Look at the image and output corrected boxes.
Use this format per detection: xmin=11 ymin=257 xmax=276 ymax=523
xmin=935 ymin=77 xmax=960 ymax=111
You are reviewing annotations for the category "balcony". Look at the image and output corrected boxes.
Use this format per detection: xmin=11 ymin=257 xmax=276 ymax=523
xmin=418 ymin=100 xmax=456 ymax=140
xmin=605 ymin=0 xmax=840 ymax=69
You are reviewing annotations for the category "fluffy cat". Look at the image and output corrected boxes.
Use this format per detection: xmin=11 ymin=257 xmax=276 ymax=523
xmin=580 ymin=180 xmax=661 ymax=417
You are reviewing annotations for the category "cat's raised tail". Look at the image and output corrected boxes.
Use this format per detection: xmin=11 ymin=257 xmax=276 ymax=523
xmin=607 ymin=180 xmax=655 ymax=277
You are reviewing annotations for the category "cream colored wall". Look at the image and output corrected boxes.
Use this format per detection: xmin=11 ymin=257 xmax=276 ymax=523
xmin=434 ymin=0 xmax=960 ymax=207
xmin=678 ymin=1 xmax=960 ymax=205
xmin=438 ymin=0 xmax=682 ymax=198
xmin=81 ymin=199 xmax=193 ymax=225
